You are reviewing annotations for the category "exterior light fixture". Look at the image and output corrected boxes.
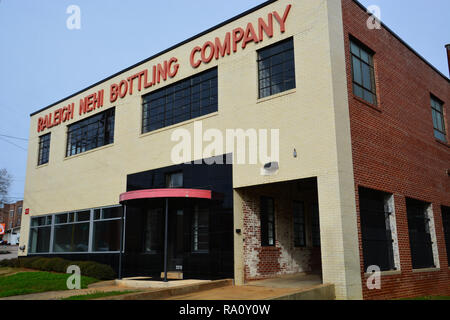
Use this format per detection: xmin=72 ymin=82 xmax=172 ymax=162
xmin=261 ymin=162 xmax=279 ymax=176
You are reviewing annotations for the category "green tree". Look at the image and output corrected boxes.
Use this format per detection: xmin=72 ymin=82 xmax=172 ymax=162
xmin=0 ymin=169 xmax=12 ymax=204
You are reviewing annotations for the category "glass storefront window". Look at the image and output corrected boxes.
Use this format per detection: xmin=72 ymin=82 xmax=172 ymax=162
xmin=101 ymin=207 xmax=122 ymax=220
xmin=93 ymin=219 xmax=121 ymax=252
xmin=94 ymin=209 xmax=101 ymax=220
xmin=28 ymin=206 xmax=122 ymax=254
xmin=55 ymin=214 xmax=67 ymax=224
xmin=31 ymin=216 xmax=50 ymax=227
xmin=53 ymin=223 xmax=90 ymax=253
xmin=77 ymin=211 xmax=91 ymax=222
xmin=29 ymin=226 xmax=51 ymax=253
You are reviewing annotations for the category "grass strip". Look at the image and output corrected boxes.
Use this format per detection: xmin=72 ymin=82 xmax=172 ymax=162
xmin=0 ymin=271 xmax=99 ymax=298
xmin=62 ymin=290 xmax=137 ymax=300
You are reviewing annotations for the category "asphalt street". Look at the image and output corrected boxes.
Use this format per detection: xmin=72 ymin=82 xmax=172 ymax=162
xmin=0 ymin=245 xmax=18 ymax=260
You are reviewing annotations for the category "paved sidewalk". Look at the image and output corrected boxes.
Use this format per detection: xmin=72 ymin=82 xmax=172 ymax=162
xmin=165 ymin=285 xmax=299 ymax=300
xmin=0 ymin=281 xmax=140 ymax=300
xmin=0 ymin=273 xmax=332 ymax=300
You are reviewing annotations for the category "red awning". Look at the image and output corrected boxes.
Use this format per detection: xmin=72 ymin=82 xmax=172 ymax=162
xmin=119 ymin=188 xmax=213 ymax=203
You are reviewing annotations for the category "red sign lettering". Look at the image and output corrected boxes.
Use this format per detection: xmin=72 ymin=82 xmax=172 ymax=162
xmin=36 ymin=4 xmax=292 ymax=133
xmin=109 ymin=57 xmax=179 ymax=103
xmin=190 ymin=4 xmax=292 ymax=68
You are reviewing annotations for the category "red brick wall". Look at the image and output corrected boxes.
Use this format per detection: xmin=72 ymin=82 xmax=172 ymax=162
xmin=240 ymin=183 xmax=318 ymax=281
xmin=343 ymin=0 xmax=450 ymax=300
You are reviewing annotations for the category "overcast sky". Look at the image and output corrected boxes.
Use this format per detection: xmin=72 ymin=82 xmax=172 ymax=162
xmin=0 ymin=0 xmax=449 ymax=203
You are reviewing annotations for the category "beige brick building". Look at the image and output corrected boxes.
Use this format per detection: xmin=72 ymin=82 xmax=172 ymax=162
xmin=19 ymin=0 xmax=450 ymax=300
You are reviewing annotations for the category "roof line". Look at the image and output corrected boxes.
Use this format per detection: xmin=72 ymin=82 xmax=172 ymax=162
xmin=31 ymin=0 xmax=449 ymax=117
xmin=352 ymin=0 xmax=449 ymax=83
xmin=30 ymin=0 xmax=277 ymax=117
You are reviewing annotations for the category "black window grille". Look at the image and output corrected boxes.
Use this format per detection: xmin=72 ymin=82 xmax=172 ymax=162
xmin=441 ymin=206 xmax=450 ymax=265
xmin=38 ymin=133 xmax=51 ymax=165
xmin=258 ymin=38 xmax=296 ymax=99
xmin=261 ymin=197 xmax=275 ymax=246
xmin=431 ymin=96 xmax=447 ymax=142
xmin=359 ymin=188 xmax=395 ymax=271
xmin=406 ymin=198 xmax=435 ymax=269
xmin=293 ymin=201 xmax=306 ymax=247
xmin=66 ymin=108 xmax=115 ymax=157
xmin=350 ymin=40 xmax=377 ymax=105
xmin=142 ymin=68 xmax=218 ymax=133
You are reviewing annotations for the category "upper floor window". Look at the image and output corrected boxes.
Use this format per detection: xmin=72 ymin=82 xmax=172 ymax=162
xmin=142 ymin=68 xmax=218 ymax=133
xmin=431 ymin=96 xmax=446 ymax=142
xmin=350 ymin=40 xmax=377 ymax=105
xmin=38 ymin=133 xmax=51 ymax=165
xmin=258 ymin=38 xmax=296 ymax=99
xmin=66 ymin=108 xmax=115 ymax=157
xmin=18 ymin=207 xmax=22 ymax=215
xmin=166 ymin=172 xmax=183 ymax=188
xmin=9 ymin=210 xmax=14 ymax=217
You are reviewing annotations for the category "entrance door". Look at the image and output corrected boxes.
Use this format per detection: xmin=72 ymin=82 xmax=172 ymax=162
xmin=167 ymin=201 xmax=185 ymax=273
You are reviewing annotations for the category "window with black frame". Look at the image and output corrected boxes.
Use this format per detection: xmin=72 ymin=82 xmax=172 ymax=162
xmin=142 ymin=68 xmax=218 ymax=133
xmin=258 ymin=38 xmax=296 ymax=99
xmin=261 ymin=197 xmax=275 ymax=246
xmin=38 ymin=133 xmax=51 ymax=165
xmin=431 ymin=96 xmax=447 ymax=142
xmin=441 ymin=206 xmax=450 ymax=265
xmin=406 ymin=198 xmax=435 ymax=269
xmin=29 ymin=216 xmax=52 ymax=253
xmin=166 ymin=172 xmax=183 ymax=188
xmin=359 ymin=188 xmax=395 ymax=271
xmin=53 ymin=211 xmax=90 ymax=253
xmin=293 ymin=201 xmax=306 ymax=247
xmin=66 ymin=108 xmax=115 ymax=157
xmin=92 ymin=206 xmax=122 ymax=252
xmin=350 ymin=40 xmax=377 ymax=105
